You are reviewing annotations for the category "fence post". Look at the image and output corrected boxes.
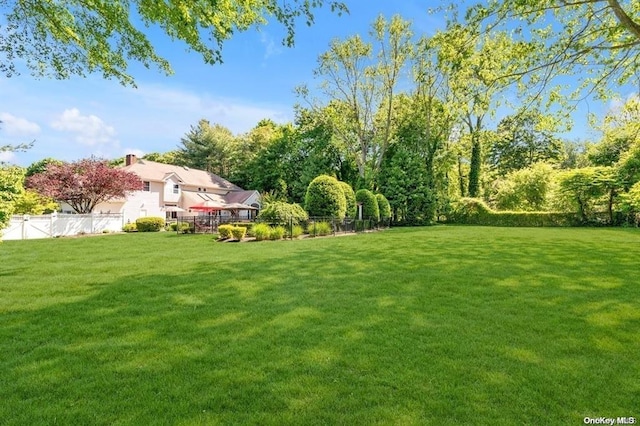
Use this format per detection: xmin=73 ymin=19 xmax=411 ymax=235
xmin=50 ymin=212 xmax=57 ymax=238
xmin=22 ymin=215 xmax=29 ymax=240
xmin=289 ymin=216 xmax=293 ymax=240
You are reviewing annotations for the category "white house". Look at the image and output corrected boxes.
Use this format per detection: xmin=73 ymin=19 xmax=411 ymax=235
xmin=93 ymin=154 xmax=260 ymax=224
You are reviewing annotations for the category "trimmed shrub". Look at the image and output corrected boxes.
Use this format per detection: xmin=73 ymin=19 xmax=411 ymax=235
xmin=231 ymin=226 xmax=246 ymax=240
xmin=305 ymin=175 xmax=346 ymax=220
xmin=447 ymin=198 xmax=579 ymax=227
xmin=269 ymin=226 xmax=286 ymax=240
xmin=376 ymin=193 xmax=391 ymax=220
xmin=356 ymin=189 xmax=379 ymax=221
xmin=339 ymin=181 xmax=357 ymax=218
xmin=122 ymin=222 xmax=137 ymax=232
xmin=169 ymin=222 xmax=178 ymax=231
xmin=252 ymin=223 xmax=271 ymax=241
xmin=257 ymin=201 xmax=308 ymax=224
xmin=135 ymin=217 xmax=165 ymax=232
xmin=218 ymin=224 xmax=234 ymax=239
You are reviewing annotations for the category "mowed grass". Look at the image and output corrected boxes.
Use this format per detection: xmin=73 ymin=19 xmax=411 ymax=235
xmin=1 ymin=227 xmax=639 ymax=425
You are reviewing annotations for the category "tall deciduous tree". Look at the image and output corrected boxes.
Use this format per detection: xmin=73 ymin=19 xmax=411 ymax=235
xmin=463 ymin=0 xmax=640 ymax=99
xmin=1 ymin=0 xmax=347 ymax=85
xmin=556 ymin=166 xmax=619 ymax=223
xmin=433 ymin=25 xmax=529 ymax=197
xmin=489 ymin=110 xmax=564 ymax=175
xmin=299 ymin=14 xmax=413 ymax=186
xmin=26 ymin=158 xmax=143 ymax=213
xmin=589 ymin=96 xmax=640 ymax=166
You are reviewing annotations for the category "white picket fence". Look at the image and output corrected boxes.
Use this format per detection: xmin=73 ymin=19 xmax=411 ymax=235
xmin=1 ymin=213 xmax=125 ymax=241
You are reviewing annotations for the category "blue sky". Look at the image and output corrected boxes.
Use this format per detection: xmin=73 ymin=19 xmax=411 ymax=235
xmin=0 ymin=0 xmax=618 ymax=166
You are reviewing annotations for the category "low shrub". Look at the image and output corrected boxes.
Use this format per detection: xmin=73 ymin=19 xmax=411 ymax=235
xmin=269 ymin=226 xmax=286 ymax=240
xmin=168 ymin=222 xmax=178 ymax=231
xmin=288 ymin=225 xmax=304 ymax=239
xmin=231 ymin=222 xmax=253 ymax=231
xmin=218 ymin=224 xmax=234 ymax=239
xmin=122 ymin=222 xmax=137 ymax=232
xmin=179 ymin=223 xmax=193 ymax=234
xmin=308 ymin=221 xmax=332 ymax=236
xmin=252 ymin=223 xmax=271 ymax=241
xmin=231 ymin=226 xmax=247 ymax=240
xmin=136 ymin=217 xmax=165 ymax=232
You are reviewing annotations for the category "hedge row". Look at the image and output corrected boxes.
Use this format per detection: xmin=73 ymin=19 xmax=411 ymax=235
xmin=447 ymin=198 xmax=580 ymax=227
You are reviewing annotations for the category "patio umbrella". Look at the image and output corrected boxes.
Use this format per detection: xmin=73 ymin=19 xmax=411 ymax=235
xmin=162 ymin=206 xmax=185 ymax=212
xmin=223 ymin=202 xmax=259 ymax=210
xmin=221 ymin=202 xmax=258 ymax=219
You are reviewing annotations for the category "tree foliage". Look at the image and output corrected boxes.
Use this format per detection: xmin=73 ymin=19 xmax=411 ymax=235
xmin=177 ymin=119 xmax=239 ymax=177
xmin=493 ymin=163 xmax=556 ymax=211
xmin=1 ymin=0 xmax=347 ymax=85
xmin=0 ymin=165 xmax=24 ymax=231
xmin=26 ymin=158 xmax=143 ymax=213
xmin=432 ymin=25 xmax=529 ymax=196
xmin=490 ymin=111 xmax=564 ymax=175
xmin=304 ymin=175 xmax=346 ymax=219
xmin=12 ymin=190 xmax=59 ymax=215
xmin=556 ymin=166 xmax=619 ymax=223
xmin=463 ymin=0 xmax=640 ymax=99
xmin=589 ymin=97 xmax=640 ymax=167
xmin=25 ymin=157 xmax=64 ymax=178
xmin=299 ymin=14 xmax=413 ymax=185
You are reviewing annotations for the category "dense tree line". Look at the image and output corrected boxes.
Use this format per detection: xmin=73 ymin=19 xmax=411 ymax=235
xmin=5 ymin=2 xmax=640 ymax=231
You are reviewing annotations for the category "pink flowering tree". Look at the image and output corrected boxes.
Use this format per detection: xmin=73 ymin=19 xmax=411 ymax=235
xmin=26 ymin=158 xmax=143 ymax=213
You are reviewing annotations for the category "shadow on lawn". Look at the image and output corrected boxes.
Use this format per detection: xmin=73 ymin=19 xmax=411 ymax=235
xmin=1 ymin=228 xmax=639 ymax=424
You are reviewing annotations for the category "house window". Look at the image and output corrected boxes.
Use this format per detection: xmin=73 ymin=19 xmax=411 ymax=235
xmin=173 ymin=184 xmax=179 ymax=194
xmin=143 ymin=181 xmax=150 ymax=192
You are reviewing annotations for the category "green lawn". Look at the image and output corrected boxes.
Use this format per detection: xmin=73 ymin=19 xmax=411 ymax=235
xmin=1 ymin=227 xmax=639 ymax=425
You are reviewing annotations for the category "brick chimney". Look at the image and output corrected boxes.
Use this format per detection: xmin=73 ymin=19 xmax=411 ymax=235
xmin=125 ymin=154 xmax=137 ymax=166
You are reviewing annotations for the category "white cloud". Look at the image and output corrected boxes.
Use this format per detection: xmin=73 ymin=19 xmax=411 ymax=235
xmin=0 ymin=112 xmax=41 ymax=136
xmin=0 ymin=151 xmax=17 ymax=163
xmin=51 ymin=108 xmax=117 ymax=146
xmin=260 ymin=32 xmax=283 ymax=61
xmin=132 ymin=84 xmax=291 ymax=135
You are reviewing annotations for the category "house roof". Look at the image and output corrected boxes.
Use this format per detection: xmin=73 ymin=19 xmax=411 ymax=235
xmin=224 ymin=190 xmax=259 ymax=205
xmin=181 ymin=191 xmax=227 ymax=208
xmin=123 ymin=159 xmax=242 ymax=191
xmin=182 ymin=190 xmax=259 ymax=209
